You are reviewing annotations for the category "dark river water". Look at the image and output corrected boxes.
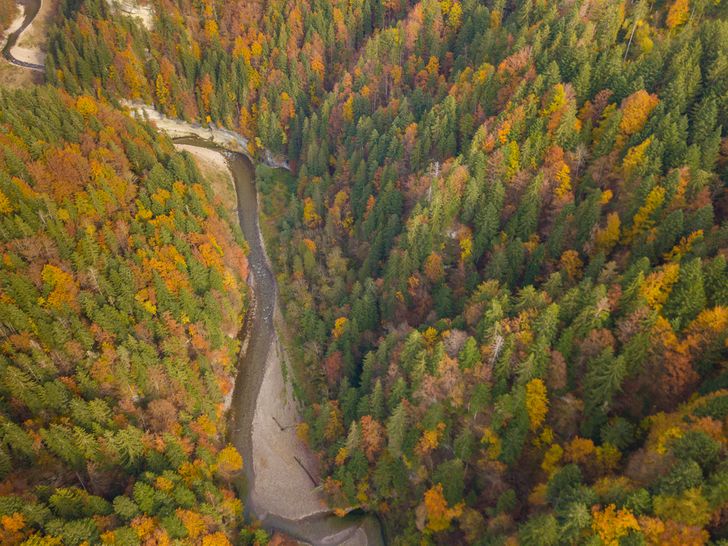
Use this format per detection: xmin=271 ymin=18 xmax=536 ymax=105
xmin=174 ymin=137 xmax=385 ymax=546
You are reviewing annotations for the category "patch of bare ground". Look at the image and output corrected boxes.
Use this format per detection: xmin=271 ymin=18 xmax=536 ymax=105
xmin=0 ymin=59 xmax=43 ymax=87
xmin=12 ymin=0 xmax=57 ymax=66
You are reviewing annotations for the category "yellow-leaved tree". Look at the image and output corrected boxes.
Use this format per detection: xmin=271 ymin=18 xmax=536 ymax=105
xmin=591 ymin=504 xmax=640 ymax=545
xmin=215 ymin=445 xmax=243 ymax=480
xmin=525 ymin=378 xmax=549 ymax=431
xmin=666 ymin=0 xmax=690 ymax=29
xmin=619 ymin=90 xmax=659 ymax=136
xmin=423 ymin=484 xmax=464 ymax=532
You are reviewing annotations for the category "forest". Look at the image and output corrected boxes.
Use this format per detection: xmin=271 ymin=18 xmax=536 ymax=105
xmin=253 ymin=1 xmax=728 ymax=541
xmin=0 ymin=88 xmax=252 ymax=544
xmin=0 ymin=0 xmax=727 ymax=544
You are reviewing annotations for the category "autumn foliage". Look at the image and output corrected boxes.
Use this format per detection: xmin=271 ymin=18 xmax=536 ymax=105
xmin=0 ymin=89 xmax=248 ymax=544
xmin=4 ymin=0 xmax=728 ymax=543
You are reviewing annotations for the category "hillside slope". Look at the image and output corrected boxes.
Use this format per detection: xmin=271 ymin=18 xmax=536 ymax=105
xmin=0 ymin=87 xmax=250 ymax=544
xmin=9 ymin=0 xmax=728 ymax=544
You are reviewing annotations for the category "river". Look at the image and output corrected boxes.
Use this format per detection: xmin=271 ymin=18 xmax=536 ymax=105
xmin=174 ymin=138 xmax=384 ymax=546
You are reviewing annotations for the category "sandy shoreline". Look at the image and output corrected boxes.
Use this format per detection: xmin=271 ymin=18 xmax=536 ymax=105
xmin=175 ymin=143 xmax=230 ymax=173
xmin=174 ymin=142 xmax=331 ymax=524
xmin=127 ymin=101 xmax=250 ymax=151
xmin=157 ymin=110 xmax=378 ymax=545
xmin=175 ymin=144 xmax=237 ymax=210
xmin=1 ymin=5 xmax=25 ymax=51
xmin=248 ymin=336 xmax=330 ymax=520
xmin=11 ymin=0 xmax=56 ymax=66
xmin=125 ymin=100 xmax=291 ymax=170
xmin=1 ymin=1 xmax=45 ymax=86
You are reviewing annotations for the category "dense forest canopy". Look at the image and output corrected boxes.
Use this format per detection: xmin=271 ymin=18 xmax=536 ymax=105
xmin=0 ymin=88 xmax=251 ymax=544
xmin=252 ymin=0 xmax=728 ymax=541
xmin=1 ymin=0 xmax=728 ymax=544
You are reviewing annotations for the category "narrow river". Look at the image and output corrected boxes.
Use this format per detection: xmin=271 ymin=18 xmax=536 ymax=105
xmin=174 ymin=138 xmax=384 ymax=546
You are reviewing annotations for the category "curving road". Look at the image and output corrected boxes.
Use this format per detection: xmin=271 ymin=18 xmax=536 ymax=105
xmin=1 ymin=0 xmax=45 ymax=71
